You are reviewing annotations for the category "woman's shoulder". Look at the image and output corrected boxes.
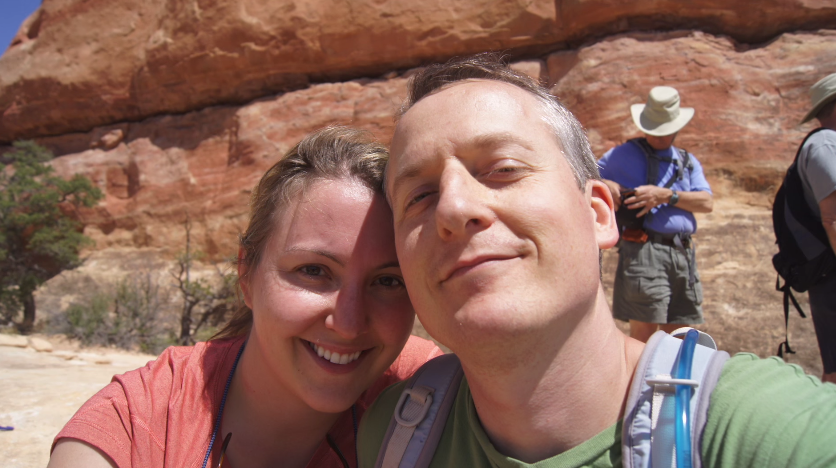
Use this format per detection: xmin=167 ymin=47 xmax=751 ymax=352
xmin=115 ymin=335 xmax=245 ymax=388
xmin=357 ymin=336 xmax=444 ymax=409
xmin=52 ymin=335 xmax=247 ymax=466
xmin=392 ymin=336 xmax=445 ymax=378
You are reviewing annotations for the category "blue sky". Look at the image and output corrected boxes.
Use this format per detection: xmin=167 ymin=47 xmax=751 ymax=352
xmin=1 ymin=0 xmax=42 ymax=53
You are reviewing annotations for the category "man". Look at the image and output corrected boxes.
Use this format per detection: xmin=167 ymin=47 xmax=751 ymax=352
xmin=358 ymin=54 xmax=836 ymax=467
xmin=598 ymin=87 xmax=713 ymax=343
xmin=795 ymin=73 xmax=836 ymax=384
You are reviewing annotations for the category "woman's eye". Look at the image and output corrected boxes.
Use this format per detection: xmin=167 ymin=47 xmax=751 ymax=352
xmin=375 ymin=276 xmax=404 ymax=288
xmin=299 ymin=265 xmax=325 ymax=277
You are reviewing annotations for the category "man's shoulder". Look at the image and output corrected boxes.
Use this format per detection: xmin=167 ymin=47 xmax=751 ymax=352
xmin=701 ymin=353 xmax=836 ymax=466
xmin=804 ymin=127 xmax=836 ymax=142
xmin=802 ymin=128 xmax=836 ymax=152
xmin=608 ymin=140 xmax=644 ymax=157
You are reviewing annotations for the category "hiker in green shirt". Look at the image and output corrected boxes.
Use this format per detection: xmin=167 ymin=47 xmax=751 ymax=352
xmin=358 ymin=54 xmax=836 ymax=468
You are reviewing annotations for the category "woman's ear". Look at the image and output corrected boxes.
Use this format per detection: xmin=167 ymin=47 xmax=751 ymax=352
xmin=588 ymin=179 xmax=620 ymax=250
xmin=238 ymin=247 xmax=253 ymax=308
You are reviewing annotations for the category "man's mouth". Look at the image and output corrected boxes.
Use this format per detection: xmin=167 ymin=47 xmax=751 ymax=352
xmin=443 ymin=254 xmax=518 ymax=282
xmin=307 ymin=341 xmax=362 ymax=365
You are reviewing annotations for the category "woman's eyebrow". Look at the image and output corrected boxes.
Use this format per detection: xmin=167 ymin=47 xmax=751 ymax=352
xmin=376 ymin=261 xmax=401 ymax=270
xmin=283 ymin=247 xmax=344 ymax=267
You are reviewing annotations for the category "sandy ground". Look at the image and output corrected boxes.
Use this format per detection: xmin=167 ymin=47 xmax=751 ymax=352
xmin=0 ymin=338 xmax=155 ymax=468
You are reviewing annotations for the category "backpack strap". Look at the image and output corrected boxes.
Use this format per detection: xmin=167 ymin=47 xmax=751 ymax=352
xmin=627 ymin=138 xmax=690 ymax=230
xmin=375 ymin=354 xmax=463 ymax=468
xmin=628 ymin=138 xmax=687 ymax=191
xmin=622 ymin=329 xmax=730 ymax=468
xmin=677 ymin=148 xmax=693 ymax=173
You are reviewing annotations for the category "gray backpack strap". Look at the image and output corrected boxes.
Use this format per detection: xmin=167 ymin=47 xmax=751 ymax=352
xmin=622 ymin=329 xmax=730 ymax=468
xmin=677 ymin=148 xmax=693 ymax=173
xmin=374 ymin=354 xmax=463 ymax=468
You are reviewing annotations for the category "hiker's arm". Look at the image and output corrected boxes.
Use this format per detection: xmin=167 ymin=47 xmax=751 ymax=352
xmin=820 ymin=190 xmax=836 ymax=253
xmin=627 ymin=186 xmax=713 ymax=217
xmin=48 ymin=439 xmax=117 ymax=468
xmin=601 ymin=178 xmax=625 ymax=210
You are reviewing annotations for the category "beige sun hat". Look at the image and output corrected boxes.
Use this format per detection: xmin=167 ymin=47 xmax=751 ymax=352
xmin=800 ymin=73 xmax=836 ymax=124
xmin=630 ymin=86 xmax=695 ymax=137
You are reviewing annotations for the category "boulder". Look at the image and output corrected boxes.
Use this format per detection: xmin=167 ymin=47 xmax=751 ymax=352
xmin=0 ymin=334 xmax=29 ymax=348
xmin=27 ymin=337 xmax=53 ymax=352
xmin=1 ymin=0 xmax=834 ymax=142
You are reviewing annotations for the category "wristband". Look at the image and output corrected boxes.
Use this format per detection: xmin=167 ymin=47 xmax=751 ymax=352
xmin=669 ymin=189 xmax=679 ymax=206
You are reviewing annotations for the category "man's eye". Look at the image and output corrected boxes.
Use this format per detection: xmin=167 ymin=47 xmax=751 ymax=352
xmin=487 ymin=166 xmax=520 ymax=177
xmin=406 ymin=191 xmax=432 ymax=208
xmin=375 ymin=276 xmax=404 ymax=288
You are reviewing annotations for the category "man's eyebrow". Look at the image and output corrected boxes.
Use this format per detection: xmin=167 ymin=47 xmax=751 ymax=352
xmin=468 ymin=131 xmax=535 ymax=152
xmin=389 ymin=159 xmax=426 ymax=198
xmin=390 ymin=131 xmax=534 ymax=191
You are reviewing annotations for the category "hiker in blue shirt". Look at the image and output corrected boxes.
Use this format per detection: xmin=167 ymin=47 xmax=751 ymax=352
xmin=598 ymin=87 xmax=714 ymax=343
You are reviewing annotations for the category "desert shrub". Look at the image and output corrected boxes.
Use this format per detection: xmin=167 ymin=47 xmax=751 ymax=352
xmin=63 ymin=271 xmax=175 ymax=354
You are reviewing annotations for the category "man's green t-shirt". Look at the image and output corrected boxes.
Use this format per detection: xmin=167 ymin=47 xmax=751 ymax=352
xmin=358 ymin=354 xmax=836 ymax=468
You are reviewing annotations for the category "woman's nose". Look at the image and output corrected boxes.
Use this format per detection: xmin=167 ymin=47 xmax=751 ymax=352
xmin=324 ymin=286 xmax=369 ymax=339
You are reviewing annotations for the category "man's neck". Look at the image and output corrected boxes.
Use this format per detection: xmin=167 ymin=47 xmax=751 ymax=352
xmin=817 ymin=115 xmax=836 ymax=131
xmin=460 ymin=287 xmax=645 ymax=463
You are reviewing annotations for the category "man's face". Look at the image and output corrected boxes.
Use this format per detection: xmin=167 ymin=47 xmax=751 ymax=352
xmin=387 ymin=80 xmax=617 ymax=352
xmin=645 ymin=132 xmax=677 ymax=150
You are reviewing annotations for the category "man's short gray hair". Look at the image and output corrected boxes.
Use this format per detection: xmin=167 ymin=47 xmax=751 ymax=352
xmin=398 ymin=53 xmax=600 ymax=190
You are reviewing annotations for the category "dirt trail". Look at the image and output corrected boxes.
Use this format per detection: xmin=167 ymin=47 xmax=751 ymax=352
xmin=0 ymin=338 xmax=155 ymax=468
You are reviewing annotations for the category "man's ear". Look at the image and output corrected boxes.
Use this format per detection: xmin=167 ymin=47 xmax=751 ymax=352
xmin=588 ymin=179 xmax=620 ymax=250
xmin=238 ymin=247 xmax=254 ymax=309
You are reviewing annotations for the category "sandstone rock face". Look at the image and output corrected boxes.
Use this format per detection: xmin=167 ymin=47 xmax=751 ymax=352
xmin=42 ymin=77 xmax=409 ymax=255
xmin=551 ymin=30 xmax=836 ymax=180
xmin=2 ymin=0 xmax=835 ymax=142
xmin=16 ymin=30 xmax=827 ymax=259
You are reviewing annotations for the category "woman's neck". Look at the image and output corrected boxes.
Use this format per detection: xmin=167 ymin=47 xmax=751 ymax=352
xmin=218 ymin=342 xmax=344 ymax=468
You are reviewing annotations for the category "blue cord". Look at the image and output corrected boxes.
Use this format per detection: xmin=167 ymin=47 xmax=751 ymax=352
xmin=674 ymin=329 xmax=699 ymax=468
xmin=201 ymin=341 xmax=246 ymax=468
xmin=352 ymin=404 xmax=358 ymax=468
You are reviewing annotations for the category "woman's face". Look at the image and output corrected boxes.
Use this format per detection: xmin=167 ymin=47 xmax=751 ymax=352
xmin=241 ymin=177 xmax=415 ymax=413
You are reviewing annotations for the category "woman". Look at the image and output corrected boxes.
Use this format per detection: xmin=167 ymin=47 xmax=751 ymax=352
xmin=48 ymin=126 xmax=443 ymax=468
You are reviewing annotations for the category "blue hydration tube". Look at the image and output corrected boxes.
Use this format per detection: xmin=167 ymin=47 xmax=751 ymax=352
xmin=674 ymin=329 xmax=699 ymax=468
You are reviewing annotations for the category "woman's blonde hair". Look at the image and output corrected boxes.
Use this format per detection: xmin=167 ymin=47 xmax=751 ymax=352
xmin=212 ymin=126 xmax=389 ymax=340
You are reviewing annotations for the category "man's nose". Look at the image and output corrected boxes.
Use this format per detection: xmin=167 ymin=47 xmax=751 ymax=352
xmin=435 ymin=167 xmax=495 ymax=240
xmin=324 ymin=286 xmax=369 ymax=340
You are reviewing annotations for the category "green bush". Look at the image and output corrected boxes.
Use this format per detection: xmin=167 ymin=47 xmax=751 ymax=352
xmin=63 ymin=272 xmax=176 ymax=354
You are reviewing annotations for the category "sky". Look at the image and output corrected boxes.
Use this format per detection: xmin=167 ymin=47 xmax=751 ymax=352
xmin=1 ymin=0 xmax=42 ymax=53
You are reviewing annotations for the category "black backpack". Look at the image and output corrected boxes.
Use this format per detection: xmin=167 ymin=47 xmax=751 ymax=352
xmin=772 ymin=127 xmax=836 ymax=357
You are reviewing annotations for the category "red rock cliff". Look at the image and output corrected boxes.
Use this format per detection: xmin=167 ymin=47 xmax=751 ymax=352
xmin=1 ymin=1 xmax=834 ymax=255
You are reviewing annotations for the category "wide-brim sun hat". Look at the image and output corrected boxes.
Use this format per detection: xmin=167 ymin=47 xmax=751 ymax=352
xmin=630 ymin=86 xmax=695 ymax=137
xmin=800 ymin=73 xmax=836 ymax=124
